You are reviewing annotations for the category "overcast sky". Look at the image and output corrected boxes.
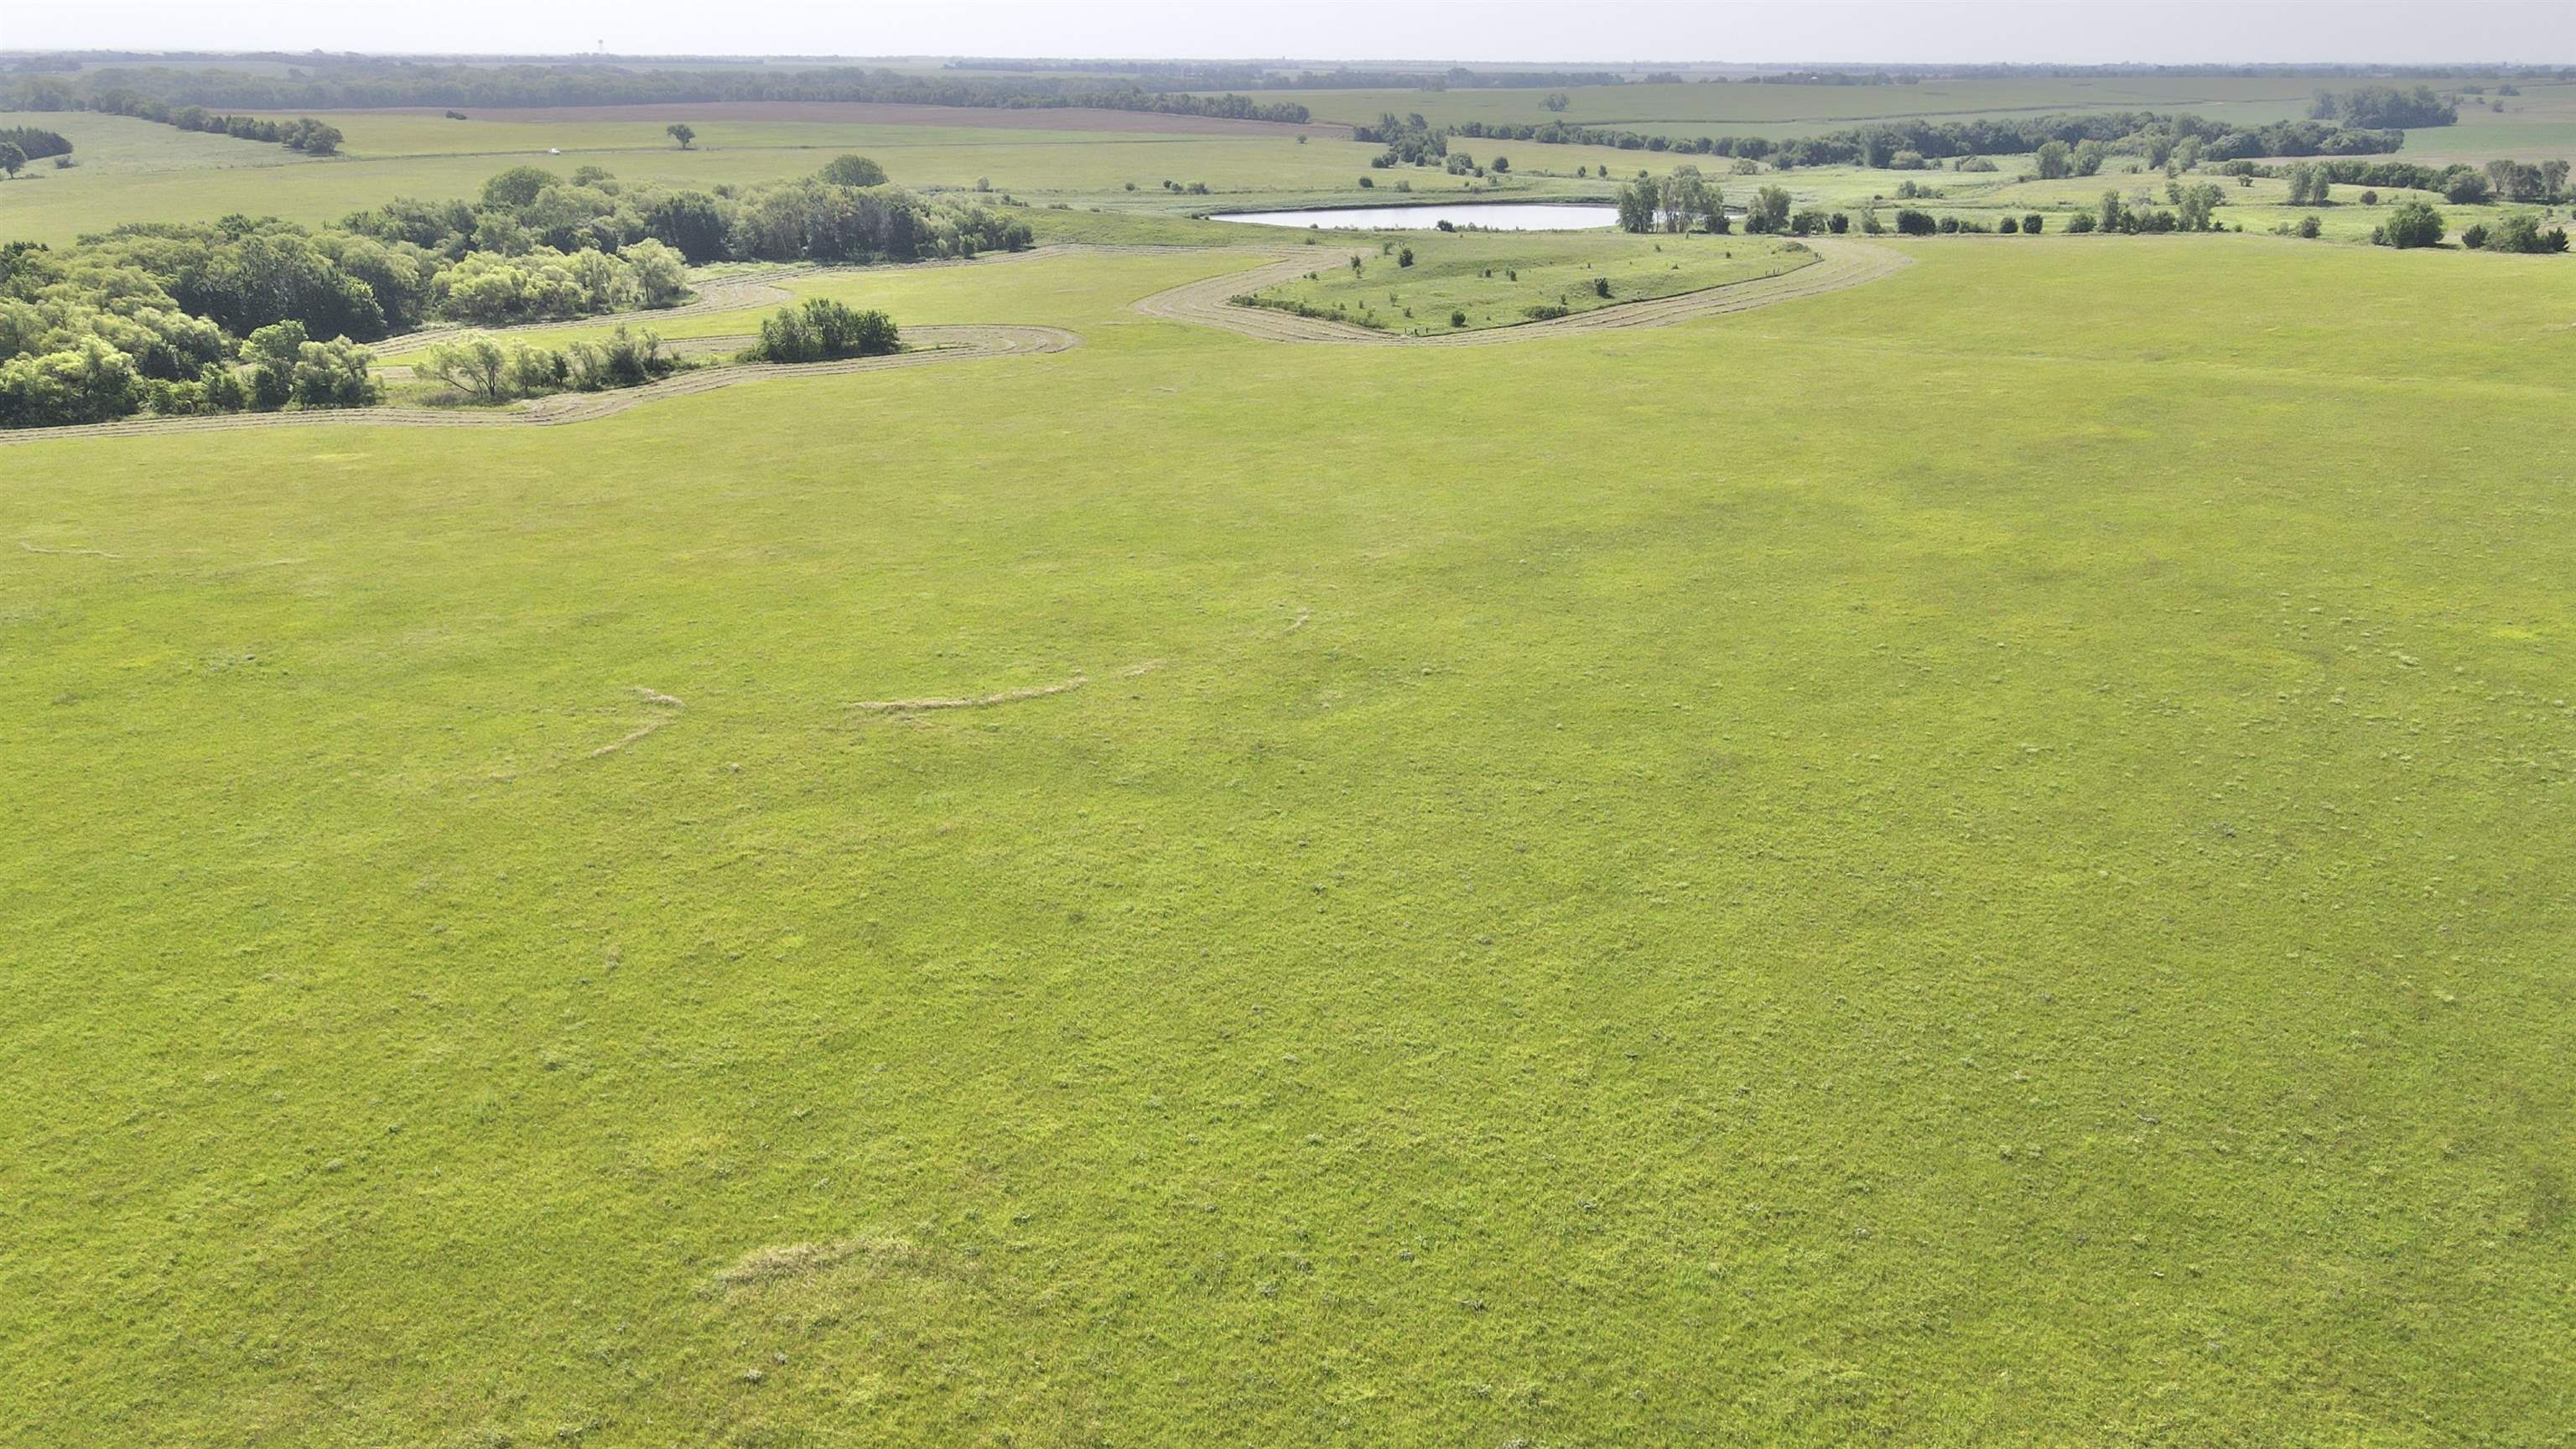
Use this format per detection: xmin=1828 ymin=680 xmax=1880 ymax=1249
xmin=7 ymin=2 xmax=2569 ymax=66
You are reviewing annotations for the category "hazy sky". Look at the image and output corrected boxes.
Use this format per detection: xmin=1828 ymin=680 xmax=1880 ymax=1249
xmin=8 ymin=2 xmax=2569 ymax=65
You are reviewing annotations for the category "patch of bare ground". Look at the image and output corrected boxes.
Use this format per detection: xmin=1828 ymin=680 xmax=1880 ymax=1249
xmin=1132 ymin=238 xmax=1914 ymax=345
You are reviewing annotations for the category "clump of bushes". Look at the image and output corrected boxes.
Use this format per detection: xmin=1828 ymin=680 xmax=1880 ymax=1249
xmin=2371 ymin=201 xmax=2445 ymax=249
xmin=748 ymin=299 xmax=899 ymax=363
xmin=2470 ymin=213 xmax=2571 ymax=253
xmin=416 ymin=325 xmax=675 ymax=403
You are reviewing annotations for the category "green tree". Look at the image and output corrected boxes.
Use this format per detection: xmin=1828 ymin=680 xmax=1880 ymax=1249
xmin=1614 ymin=174 xmax=1660 ymax=233
xmin=667 ymin=123 xmax=695 ymax=150
xmin=480 ymin=166 xmax=559 ymax=210
xmin=244 ymin=320 xmax=309 ymax=409
xmin=418 ymin=335 xmax=514 ymax=402
xmin=621 ymin=238 xmax=691 ymax=308
xmin=1744 ymin=184 xmax=1792 ymax=235
xmin=643 ymin=191 xmax=730 ymax=264
xmin=2033 ymin=141 xmax=2071 ymax=180
xmin=0 ymin=143 xmax=24 ymax=179
xmin=818 ymin=154 xmax=889 ymax=187
xmin=2375 ymin=200 xmax=2445 ymax=249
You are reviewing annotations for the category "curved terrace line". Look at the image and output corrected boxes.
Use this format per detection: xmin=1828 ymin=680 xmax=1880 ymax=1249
xmin=1130 ymin=237 xmax=1913 ymax=344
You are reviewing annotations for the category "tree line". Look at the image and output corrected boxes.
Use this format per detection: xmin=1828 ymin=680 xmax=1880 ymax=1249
xmin=0 ymin=63 xmax=1311 ymax=126
xmin=2308 ymin=85 xmax=2457 ymax=128
xmin=106 ymin=104 xmax=345 ymax=155
xmin=2232 ymin=156 xmax=2568 ymax=205
xmin=0 ymin=155 xmax=1031 ymax=428
xmin=1441 ymin=108 xmax=2418 ymax=169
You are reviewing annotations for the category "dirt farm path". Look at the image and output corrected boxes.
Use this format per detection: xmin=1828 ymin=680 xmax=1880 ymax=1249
xmin=1130 ymin=237 xmax=1914 ymax=345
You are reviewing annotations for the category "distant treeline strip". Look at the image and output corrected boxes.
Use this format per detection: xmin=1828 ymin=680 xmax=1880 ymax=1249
xmin=127 ymin=107 xmax=345 ymax=155
xmin=0 ymin=65 xmax=1312 ymax=126
xmin=1434 ymin=110 xmax=2414 ymax=164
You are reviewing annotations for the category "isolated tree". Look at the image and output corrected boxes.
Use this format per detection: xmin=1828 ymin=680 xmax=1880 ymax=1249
xmin=667 ymin=123 xmax=696 ymax=150
xmin=818 ymin=154 xmax=889 ymax=187
xmin=0 ymin=142 xmax=28 ymax=179
xmin=2033 ymin=140 xmax=2071 ymax=180
xmin=1542 ymin=91 xmax=1571 ymax=112
xmin=2096 ymin=190 xmax=2124 ymax=233
xmin=2023 ymin=212 xmax=2044 ymax=233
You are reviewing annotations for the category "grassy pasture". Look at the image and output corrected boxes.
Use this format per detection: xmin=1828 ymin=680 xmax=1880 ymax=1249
xmin=5 ymin=235 xmax=2573 ymax=1446
xmin=1242 ymin=231 xmax=1811 ymax=333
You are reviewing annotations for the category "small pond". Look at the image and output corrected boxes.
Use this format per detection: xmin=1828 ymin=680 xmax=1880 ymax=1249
xmin=1212 ymin=203 xmax=1621 ymax=231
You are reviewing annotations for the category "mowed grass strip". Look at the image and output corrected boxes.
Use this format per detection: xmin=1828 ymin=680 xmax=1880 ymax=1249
xmin=2 ymin=236 xmax=2572 ymax=1446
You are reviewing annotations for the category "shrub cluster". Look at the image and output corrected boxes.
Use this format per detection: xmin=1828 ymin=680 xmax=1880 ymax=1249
xmin=747 ymin=299 xmax=900 ymax=362
xmin=415 ymin=325 xmax=677 ymax=402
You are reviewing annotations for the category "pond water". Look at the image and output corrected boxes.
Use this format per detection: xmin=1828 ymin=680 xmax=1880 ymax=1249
xmin=1212 ymin=203 xmax=1622 ymax=231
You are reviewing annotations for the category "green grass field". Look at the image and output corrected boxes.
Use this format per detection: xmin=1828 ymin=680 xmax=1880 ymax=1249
xmin=7 ymin=228 xmax=2573 ymax=1446
xmin=1242 ymin=231 xmax=1810 ymax=332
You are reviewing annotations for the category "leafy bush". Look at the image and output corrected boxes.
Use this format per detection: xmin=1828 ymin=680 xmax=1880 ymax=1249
xmin=2374 ymin=201 xmax=2445 ymax=249
xmin=750 ymin=299 xmax=899 ymax=363
xmin=2483 ymin=213 xmax=2571 ymax=253
xmin=1893 ymin=209 xmax=1936 ymax=236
